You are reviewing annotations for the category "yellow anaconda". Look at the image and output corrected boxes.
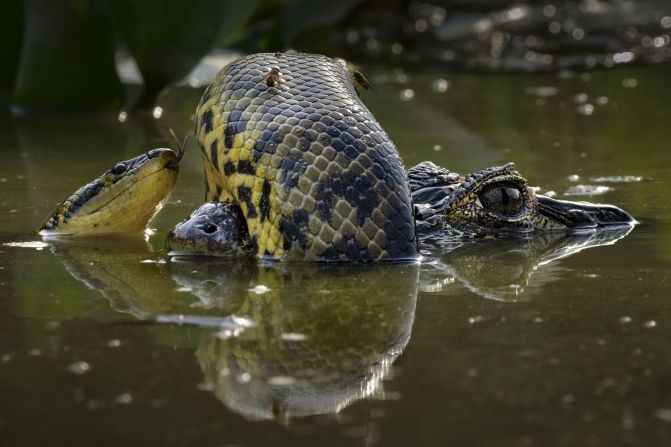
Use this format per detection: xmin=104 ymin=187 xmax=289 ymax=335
xmin=41 ymin=52 xmax=635 ymax=256
xmin=194 ymin=52 xmax=418 ymax=261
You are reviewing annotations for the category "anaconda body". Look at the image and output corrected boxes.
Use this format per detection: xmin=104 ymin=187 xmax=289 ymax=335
xmin=194 ymin=53 xmax=417 ymax=261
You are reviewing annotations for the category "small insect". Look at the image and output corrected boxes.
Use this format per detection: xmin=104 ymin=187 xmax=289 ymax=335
xmin=266 ymin=66 xmax=281 ymax=87
xmin=352 ymin=70 xmax=374 ymax=94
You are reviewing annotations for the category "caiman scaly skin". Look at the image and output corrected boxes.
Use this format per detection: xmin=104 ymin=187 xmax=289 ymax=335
xmin=193 ymin=52 xmax=418 ymax=261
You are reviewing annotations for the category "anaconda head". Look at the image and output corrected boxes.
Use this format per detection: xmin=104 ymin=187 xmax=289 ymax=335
xmin=41 ymin=148 xmax=181 ymax=235
xmin=409 ymin=161 xmax=636 ymax=241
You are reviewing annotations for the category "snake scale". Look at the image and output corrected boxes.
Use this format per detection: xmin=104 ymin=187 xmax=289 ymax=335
xmin=194 ymin=52 xmax=418 ymax=261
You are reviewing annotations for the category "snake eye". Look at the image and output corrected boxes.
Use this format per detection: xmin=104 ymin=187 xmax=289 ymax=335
xmin=478 ymin=184 xmax=524 ymax=216
xmin=111 ymin=163 xmax=127 ymax=175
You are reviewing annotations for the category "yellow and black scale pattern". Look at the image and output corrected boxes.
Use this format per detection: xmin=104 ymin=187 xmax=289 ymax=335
xmin=194 ymin=52 xmax=417 ymax=261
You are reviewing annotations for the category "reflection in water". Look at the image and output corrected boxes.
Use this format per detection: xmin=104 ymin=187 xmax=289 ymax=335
xmin=173 ymin=260 xmax=418 ymax=421
xmin=45 ymin=236 xmax=183 ymax=318
xmin=420 ymin=227 xmax=633 ymax=301
xmin=46 ymin=239 xmax=418 ymax=420
xmin=43 ymin=226 xmax=631 ymax=420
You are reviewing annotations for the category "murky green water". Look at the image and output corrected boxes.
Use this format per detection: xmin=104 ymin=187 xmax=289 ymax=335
xmin=2 ymin=63 xmax=671 ymax=446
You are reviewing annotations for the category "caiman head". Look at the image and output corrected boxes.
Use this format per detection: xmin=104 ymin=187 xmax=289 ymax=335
xmin=409 ymin=161 xmax=636 ymax=241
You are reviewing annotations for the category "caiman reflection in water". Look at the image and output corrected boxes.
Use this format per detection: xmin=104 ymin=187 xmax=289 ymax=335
xmin=420 ymin=226 xmax=633 ymax=301
xmin=44 ymin=226 xmax=631 ymax=420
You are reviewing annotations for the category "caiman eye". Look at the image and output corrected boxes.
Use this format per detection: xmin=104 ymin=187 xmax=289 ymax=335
xmin=478 ymin=184 xmax=524 ymax=216
xmin=111 ymin=163 xmax=127 ymax=175
xmin=202 ymin=223 xmax=217 ymax=234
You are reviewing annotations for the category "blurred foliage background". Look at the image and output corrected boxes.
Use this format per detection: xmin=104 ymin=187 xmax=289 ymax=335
xmin=2 ymin=0 xmax=671 ymax=113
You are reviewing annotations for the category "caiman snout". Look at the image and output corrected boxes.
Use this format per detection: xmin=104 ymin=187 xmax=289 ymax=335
xmin=536 ymin=195 xmax=637 ymax=230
